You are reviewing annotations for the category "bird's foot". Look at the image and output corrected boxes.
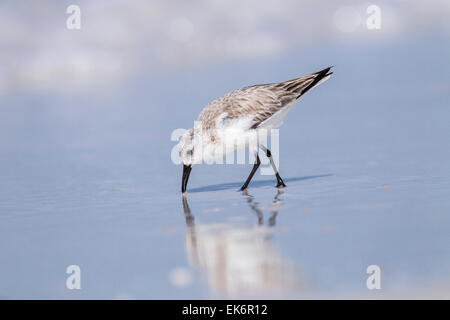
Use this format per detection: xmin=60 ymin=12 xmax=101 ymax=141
xmin=276 ymin=181 xmax=286 ymax=188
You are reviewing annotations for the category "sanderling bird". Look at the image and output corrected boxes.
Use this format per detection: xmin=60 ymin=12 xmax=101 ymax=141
xmin=178 ymin=66 xmax=333 ymax=193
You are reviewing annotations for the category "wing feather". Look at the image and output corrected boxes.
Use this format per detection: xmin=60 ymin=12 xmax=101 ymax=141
xmin=198 ymin=67 xmax=333 ymax=131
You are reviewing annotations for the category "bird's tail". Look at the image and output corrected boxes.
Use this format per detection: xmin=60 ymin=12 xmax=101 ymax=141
xmin=278 ymin=66 xmax=333 ymax=100
xmin=295 ymin=66 xmax=333 ymax=99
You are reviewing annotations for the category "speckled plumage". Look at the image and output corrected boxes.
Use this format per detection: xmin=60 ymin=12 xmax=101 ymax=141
xmin=178 ymin=67 xmax=333 ymax=167
xmin=198 ymin=67 xmax=333 ymax=132
xmin=178 ymin=66 xmax=333 ymax=193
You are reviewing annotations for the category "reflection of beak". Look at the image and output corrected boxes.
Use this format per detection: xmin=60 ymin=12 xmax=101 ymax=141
xmin=182 ymin=194 xmax=195 ymax=227
xmin=182 ymin=164 xmax=192 ymax=193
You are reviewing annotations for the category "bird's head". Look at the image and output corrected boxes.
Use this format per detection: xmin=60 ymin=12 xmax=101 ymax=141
xmin=178 ymin=128 xmax=196 ymax=166
xmin=178 ymin=128 xmax=196 ymax=193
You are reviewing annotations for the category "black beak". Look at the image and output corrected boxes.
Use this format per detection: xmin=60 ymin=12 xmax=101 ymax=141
xmin=182 ymin=164 xmax=192 ymax=193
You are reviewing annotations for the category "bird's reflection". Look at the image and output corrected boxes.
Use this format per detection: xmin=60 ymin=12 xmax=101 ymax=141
xmin=242 ymin=188 xmax=282 ymax=227
xmin=181 ymin=189 xmax=302 ymax=298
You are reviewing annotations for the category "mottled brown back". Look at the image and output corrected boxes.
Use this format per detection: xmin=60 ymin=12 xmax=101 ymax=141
xmin=198 ymin=67 xmax=332 ymax=131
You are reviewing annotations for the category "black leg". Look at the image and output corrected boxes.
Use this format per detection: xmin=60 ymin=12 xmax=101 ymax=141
xmin=240 ymin=154 xmax=261 ymax=191
xmin=263 ymin=148 xmax=286 ymax=188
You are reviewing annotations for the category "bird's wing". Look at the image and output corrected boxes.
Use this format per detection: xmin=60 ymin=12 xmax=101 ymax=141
xmin=208 ymin=66 xmax=333 ymax=130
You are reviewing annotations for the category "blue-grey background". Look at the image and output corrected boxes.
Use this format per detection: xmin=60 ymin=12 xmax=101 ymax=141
xmin=0 ymin=1 xmax=449 ymax=299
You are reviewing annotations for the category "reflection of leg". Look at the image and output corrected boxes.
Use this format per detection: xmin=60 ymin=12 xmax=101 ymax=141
xmin=269 ymin=189 xmax=283 ymax=226
xmin=259 ymin=146 xmax=286 ymax=188
xmin=273 ymin=188 xmax=284 ymax=203
xmin=242 ymin=189 xmax=263 ymax=225
xmin=268 ymin=212 xmax=278 ymax=226
xmin=240 ymin=153 xmax=261 ymax=191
